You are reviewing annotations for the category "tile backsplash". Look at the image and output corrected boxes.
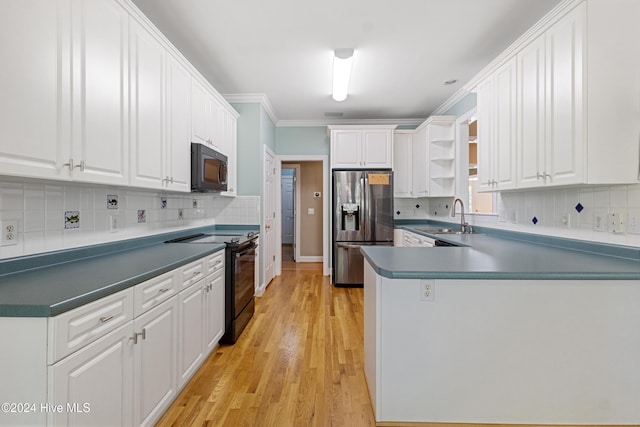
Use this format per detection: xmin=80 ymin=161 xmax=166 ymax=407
xmin=0 ymin=179 xmax=260 ymax=259
xmin=427 ymin=184 xmax=640 ymax=247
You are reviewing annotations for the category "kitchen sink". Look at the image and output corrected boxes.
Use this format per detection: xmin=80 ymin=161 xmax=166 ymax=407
xmin=416 ymin=227 xmax=465 ymax=235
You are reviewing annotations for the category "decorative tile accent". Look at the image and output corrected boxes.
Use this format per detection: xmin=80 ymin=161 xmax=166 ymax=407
xmin=64 ymin=211 xmax=80 ymax=229
xmin=531 ymin=216 xmax=538 ymax=225
xmin=107 ymin=194 xmax=118 ymax=209
xmin=178 ymin=209 xmax=184 ymax=220
xmin=137 ymin=210 xmax=146 ymax=223
xmin=160 ymin=197 xmax=167 ymax=209
xmin=575 ymin=202 xmax=584 ymax=213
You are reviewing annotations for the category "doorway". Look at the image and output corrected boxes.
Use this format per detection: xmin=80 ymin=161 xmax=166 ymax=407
xmin=281 ymin=164 xmax=300 ymax=266
xmin=276 ymin=155 xmax=330 ymax=277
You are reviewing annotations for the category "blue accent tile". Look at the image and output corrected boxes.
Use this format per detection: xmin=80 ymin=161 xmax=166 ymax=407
xmin=532 ymin=216 xmax=538 ymax=225
xmin=575 ymin=203 xmax=584 ymax=213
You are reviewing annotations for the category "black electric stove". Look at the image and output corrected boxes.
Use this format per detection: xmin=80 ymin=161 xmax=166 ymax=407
xmin=166 ymin=231 xmax=259 ymax=344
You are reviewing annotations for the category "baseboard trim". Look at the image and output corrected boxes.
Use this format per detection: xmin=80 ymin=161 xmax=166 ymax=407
xmin=296 ymin=256 xmax=323 ymax=262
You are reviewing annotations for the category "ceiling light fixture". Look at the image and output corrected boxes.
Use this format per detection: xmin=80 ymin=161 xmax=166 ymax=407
xmin=332 ymin=48 xmax=354 ymax=102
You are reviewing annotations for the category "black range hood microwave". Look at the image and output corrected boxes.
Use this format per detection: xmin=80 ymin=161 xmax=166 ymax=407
xmin=191 ymin=142 xmax=228 ymax=192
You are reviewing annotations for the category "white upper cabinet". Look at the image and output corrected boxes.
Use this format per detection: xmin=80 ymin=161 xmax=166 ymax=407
xmin=329 ymin=126 xmax=395 ymax=169
xmin=393 ymin=132 xmax=413 ymax=197
xmin=517 ymin=34 xmax=546 ymax=188
xmin=0 ymin=0 xmax=68 ymax=181
xmin=0 ymin=0 xmax=237 ymax=192
xmin=129 ymin=18 xmax=166 ymax=190
xmin=474 ymin=0 xmax=640 ymax=191
xmin=518 ymin=5 xmax=585 ymax=188
xmin=191 ymin=80 xmax=221 ymax=151
xmin=71 ymin=0 xmax=129 ymax=186
xmin=397 ymin=116 xmax=456 ymax=198
xmin=165 ymin=55 xmax=192 ymax=192
xmin=362 ymin=129 xmax=393 ymax=168
xmin=0 ymin=0 xmax=129 ymax=185
xmin=476 ymin=58 xmax=517 ymax=192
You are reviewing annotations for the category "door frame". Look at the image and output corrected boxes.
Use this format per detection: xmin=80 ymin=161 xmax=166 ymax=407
xmin=275 ymin=155 xmax=330 ymax=276
xmin=281 ymin=163 xmax=300 ymax=261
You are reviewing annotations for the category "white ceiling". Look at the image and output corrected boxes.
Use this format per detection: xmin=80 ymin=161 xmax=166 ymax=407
xmin=131 ymin=0 xmax=563 ymax=125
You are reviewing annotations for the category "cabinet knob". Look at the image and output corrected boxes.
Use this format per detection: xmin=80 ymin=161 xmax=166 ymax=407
xmin=63 ymin=159 xmax=74 ymax=170
xmin=74 ymin=160 xmax=85 ymax=171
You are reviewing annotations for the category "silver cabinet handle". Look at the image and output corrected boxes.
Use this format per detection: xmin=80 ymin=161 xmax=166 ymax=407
xmin=64 ymin=159 xmax=74 ymax=170
xmin=132 ymin=328 xmax=147 ymax=344
xmin=192 ymin=271 xmax=201 ymax=276
xmin=74 ymin=160 xmax=85 ymax=171
xmin=158 ymin=288 xmax=170 ymax=293
xmin=99 ymin=315 xmax=114 ymax=323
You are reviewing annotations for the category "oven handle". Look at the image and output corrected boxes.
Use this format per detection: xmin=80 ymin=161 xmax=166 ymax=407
xmin=235 ymin=243 xmax=256 ymax=258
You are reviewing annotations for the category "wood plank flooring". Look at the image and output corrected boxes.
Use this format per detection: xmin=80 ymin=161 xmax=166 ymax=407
xmin=156 ymin=261 xmax=375 ymax=427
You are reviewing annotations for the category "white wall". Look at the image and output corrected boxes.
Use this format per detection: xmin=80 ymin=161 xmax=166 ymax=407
xmin=0 ymin=179 xmax=260 ymax=259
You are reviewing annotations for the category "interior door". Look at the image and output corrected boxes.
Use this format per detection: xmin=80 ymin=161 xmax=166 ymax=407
xmin=281 ymin=169 xmax=295 ymax=245
xmin=263 ymin=147 xmax=276 ymax=286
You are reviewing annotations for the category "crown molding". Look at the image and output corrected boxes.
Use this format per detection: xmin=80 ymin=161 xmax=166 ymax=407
xmin=277 ymin=118 xmax=425 ymax=127
xmin=223 ymin=93 xmax=279 ymax=125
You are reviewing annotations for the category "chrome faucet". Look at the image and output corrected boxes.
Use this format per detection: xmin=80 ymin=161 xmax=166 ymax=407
xmin=450 ymin=197 xmax=470 ymax=233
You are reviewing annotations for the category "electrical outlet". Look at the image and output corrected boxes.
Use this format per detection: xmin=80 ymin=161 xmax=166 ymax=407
xmin=109 ymin=215 xmax=118 ymax=233
xmin=561 ymin=213 xmax=571 ymax=228
xmin=628 ymin=210 xmax=640 ymax=234
xmin=593 ymin=210 xmax=607 ymax=232
xmin=420 ymin=280 xmax=435 ymax=302
xmin=1 ymin=220 xmax=18 ymax=246
xmin=608 ymin=212 xmax=625 ymax=234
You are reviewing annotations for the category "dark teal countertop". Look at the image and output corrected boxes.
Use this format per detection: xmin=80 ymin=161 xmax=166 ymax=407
xmin=362 ymin=222 xmax=640 ymax=280
xmin=0 ymin=225 xmax=258 ymax=317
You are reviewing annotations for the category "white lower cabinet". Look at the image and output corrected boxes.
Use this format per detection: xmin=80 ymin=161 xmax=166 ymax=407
xmin=204 ymin=269 xmax=225 ymax=353
xmin=133 ymin=297 xmax=178 ymax=427
xmin=177 ymin=280 xmax=206 ymax=388
xmin=0 ymin=249 xmax=225 ymax=427
xmin=49 ymin=322 xmax=134 ymax=427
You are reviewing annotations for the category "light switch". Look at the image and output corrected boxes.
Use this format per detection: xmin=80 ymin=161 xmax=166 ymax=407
xmin=307 ymin=208 xmax=315 ymax=215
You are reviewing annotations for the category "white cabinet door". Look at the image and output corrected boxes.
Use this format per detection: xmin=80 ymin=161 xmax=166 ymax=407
xmin=221 ymin=111 xmax=238 ymax=196
xmin=71 ymin=0 xmax=129 ymax=186
xmin=493 ymin=57 xmax=517 ymax=191
xmin=475 ymin=58 xmax=516 ymax=193
xmin=362 ymin=130 xmax=392 ymax=168
xmin=476 ymin=75 xmax=495 ymax=192
xmin=545 ymin=4 xmax=584 ymax=186
xmin=331 ymin=130 xmax=362 ymax=168
xmin=177 ymin=281 xmax=205 ymax=389
xmin=0 ymin=0 xmax=69 ymax=181
xmin=191 ymin=79 xmax=210 ymax=146
xmin=517 ymin=35 xmax=546 ymax=188
xmin=393 ymin=132 xmax=413 ymax=197
xmin=133 ymin=297 xmax=178 ymax=427
xmin=129 ymin=19 xmax=165 ymax=190
xmin=411 ymin=127 xmax=429 ymax=197
xmin=49 ymin=322 xmax=134 ymax=426
xmin=204 ymin=269 xmax=225 ymax=354
xmin=166 ymin=55 xmax=191 ymax=192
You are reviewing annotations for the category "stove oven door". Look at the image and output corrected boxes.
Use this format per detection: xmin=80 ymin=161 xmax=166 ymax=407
xmin=233 ymin=243 xmax=256 ymax=317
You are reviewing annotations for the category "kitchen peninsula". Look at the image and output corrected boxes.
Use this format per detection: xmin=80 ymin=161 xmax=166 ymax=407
xmin=362 ymin=227 xmax=640 ymax=426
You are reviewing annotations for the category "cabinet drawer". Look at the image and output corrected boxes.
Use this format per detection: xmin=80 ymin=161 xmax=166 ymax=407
xmin=180 ymin=257 xmax=206 ymax=289
xmin=48 ymin=288 xmax=134 ymax=364
xmin=133 ymin=270 xmax=179 ymax=317
xmin=206 ymin=250 xmax=225 ymax=275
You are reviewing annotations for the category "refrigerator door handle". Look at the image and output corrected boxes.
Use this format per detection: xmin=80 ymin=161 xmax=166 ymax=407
xmin=336 ymin=242 xmax=362 ymax=249
xmin=361 ymin=175 xmax=367 ymax=239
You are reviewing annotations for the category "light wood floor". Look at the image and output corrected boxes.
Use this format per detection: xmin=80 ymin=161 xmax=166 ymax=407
xmin=156 ymin=260 xmax=376 ymax=427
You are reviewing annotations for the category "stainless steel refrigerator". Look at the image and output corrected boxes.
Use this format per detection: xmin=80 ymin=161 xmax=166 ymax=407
xmin=332 ymin=169 xmax=394 ymax=287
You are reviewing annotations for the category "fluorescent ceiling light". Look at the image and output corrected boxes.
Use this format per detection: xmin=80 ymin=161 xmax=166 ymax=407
xmin=332 ymin=48 xmax=354 ymax=102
